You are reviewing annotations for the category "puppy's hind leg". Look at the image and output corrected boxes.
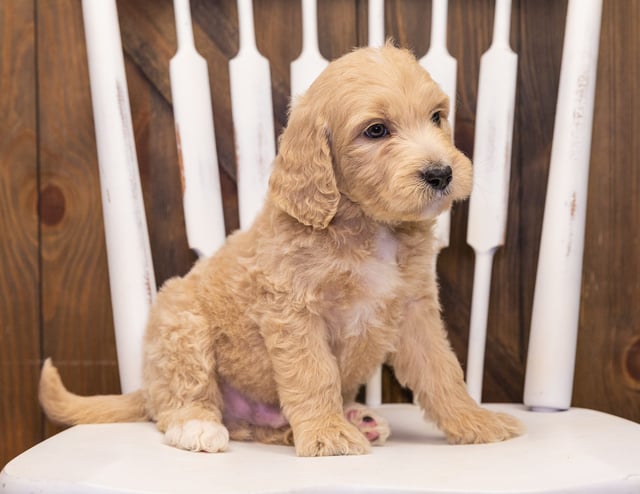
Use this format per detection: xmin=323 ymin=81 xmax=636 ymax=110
xmin=143 ymin=277 xmax=229 ymax=453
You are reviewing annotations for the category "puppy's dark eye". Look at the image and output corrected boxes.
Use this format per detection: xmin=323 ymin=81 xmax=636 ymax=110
xmin=431 ymin=111 xmax=442 ymax=127
xmin=364 ymin=123 xmax=389 ymax=139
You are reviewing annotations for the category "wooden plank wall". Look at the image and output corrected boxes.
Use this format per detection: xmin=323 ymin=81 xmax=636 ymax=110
xmin=1 ymin=0 xmax=639 ymax=468
xmin=0 ymin=0 xmax=41 ymax=466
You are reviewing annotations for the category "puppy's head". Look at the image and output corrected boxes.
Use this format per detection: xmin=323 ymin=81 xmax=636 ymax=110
xmin=269 ymin=44 xmax=472 ymax=228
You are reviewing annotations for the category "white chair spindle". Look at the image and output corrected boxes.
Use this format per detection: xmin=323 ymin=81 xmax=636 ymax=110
xmin=465 ymin=0 xmax=518 ymax=403
xmin=81 ymin=0 xmax=156 ymax=393
xmin=170 ymin=0 xmax=226 ymax=258
xmin=365 ymin=367 xmax=383 ymax=407
xmin=290 ymin=0 xmax=328 ymax=98
xmin=420 ymin=0 xmax=457 ymax=250
xmin=229 ymin=0 xmax=276 ymax=229
xmin=524 ymin=0 xmax=603 ymax=411
xmin=368 ymin=0 xmax=385 ymax=47
xmin=365 ymin=0 xmax=386 ymax=406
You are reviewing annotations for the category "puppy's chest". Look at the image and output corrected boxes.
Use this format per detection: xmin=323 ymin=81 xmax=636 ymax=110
xmin=328 ymin=228 xmax=404 ymax=336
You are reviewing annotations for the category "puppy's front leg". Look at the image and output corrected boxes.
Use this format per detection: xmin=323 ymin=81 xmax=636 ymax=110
xmin=390 ymin=298 xmax=523 ymax=444
xmin=261 ymin=310 xmax=371 ymax=456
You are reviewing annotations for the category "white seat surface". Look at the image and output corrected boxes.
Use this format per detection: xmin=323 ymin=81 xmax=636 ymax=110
xmin=2 ymin=403 xmax=640 ymax=494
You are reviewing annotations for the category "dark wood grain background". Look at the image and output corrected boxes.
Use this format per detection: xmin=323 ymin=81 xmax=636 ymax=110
xmin=2 ymin=0 xmax=639 ymax=468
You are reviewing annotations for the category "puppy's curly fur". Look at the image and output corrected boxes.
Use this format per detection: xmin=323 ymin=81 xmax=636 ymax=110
xmin=40 ymin=44 xmax=523 ymax=456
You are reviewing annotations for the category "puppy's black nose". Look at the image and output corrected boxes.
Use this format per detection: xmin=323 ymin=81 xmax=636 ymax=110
xmin=422 ymin=165 xmax=453 ymax=190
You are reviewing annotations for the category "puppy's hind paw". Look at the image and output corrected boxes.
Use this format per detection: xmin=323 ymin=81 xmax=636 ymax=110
xmin=344 ymin=403 xmax=390 ymax=445
xmin=443 ymin=408 xmax=524 ymax=445
xmin=165 ymin=419 xmax=229 ymax=452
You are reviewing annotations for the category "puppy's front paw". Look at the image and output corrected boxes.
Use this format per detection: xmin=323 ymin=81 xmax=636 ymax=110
xmin=294 ymin=415 xmax=372 ymax=457
xmin=164 ymin=419 xmax=229 ymax=452
xmin=344 ymin=403 xmax=390 ymax=445
xmin=442 ymin=408 xmax=524 ymax=444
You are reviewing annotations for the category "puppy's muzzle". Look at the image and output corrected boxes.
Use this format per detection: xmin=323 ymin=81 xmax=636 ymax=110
xmin=421 ymin=164 xmax=453 ymax=191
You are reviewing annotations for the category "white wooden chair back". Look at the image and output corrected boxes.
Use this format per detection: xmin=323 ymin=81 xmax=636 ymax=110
xmin=3 ymin=1 xmax=640 ymax=493
xmin=88 ymin=0 xmax=600 ymax=411
xmin=81 ymin=1 xmax=155 ymax=393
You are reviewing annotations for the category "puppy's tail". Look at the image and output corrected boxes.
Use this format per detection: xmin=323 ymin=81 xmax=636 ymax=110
xmin=39 ymin=358 xmax=149 ymax=425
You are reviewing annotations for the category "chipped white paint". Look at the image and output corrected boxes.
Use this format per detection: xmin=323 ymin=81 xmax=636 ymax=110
xmin=229 ymin=0 xmax=276 ymax=229
xmin=290 ymin=0 xmax=328 ymax=98
xmin=170 ymin=0 xmax=225 ymax=258
xmin=368 ymin=0 xmax=385 ymax=47
xmin=465 ymin=0 xmax=518 ymax=403
xmin=420 ymin=0 xmax=457 ymax=251
xmin=82 ymin=0 xmax=156 ymax=392
xmin=524 ymin=0 xmax=603 ymax=411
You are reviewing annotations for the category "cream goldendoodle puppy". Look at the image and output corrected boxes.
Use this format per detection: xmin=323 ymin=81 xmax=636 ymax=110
xmin=40 ymin=44 xmax=522 ymax=456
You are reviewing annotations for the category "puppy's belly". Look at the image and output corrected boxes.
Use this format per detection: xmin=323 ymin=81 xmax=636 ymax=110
xmin=221 ymin=380 xmax=288 ymax=428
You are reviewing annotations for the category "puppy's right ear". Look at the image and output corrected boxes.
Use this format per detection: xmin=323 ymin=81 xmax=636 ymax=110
xmin=269 ymin=106 xmax=340 ymax=229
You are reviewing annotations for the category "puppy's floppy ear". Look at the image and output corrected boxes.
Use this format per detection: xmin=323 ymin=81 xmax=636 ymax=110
xmin=269 ymin=107 xmax=339 ymax=229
